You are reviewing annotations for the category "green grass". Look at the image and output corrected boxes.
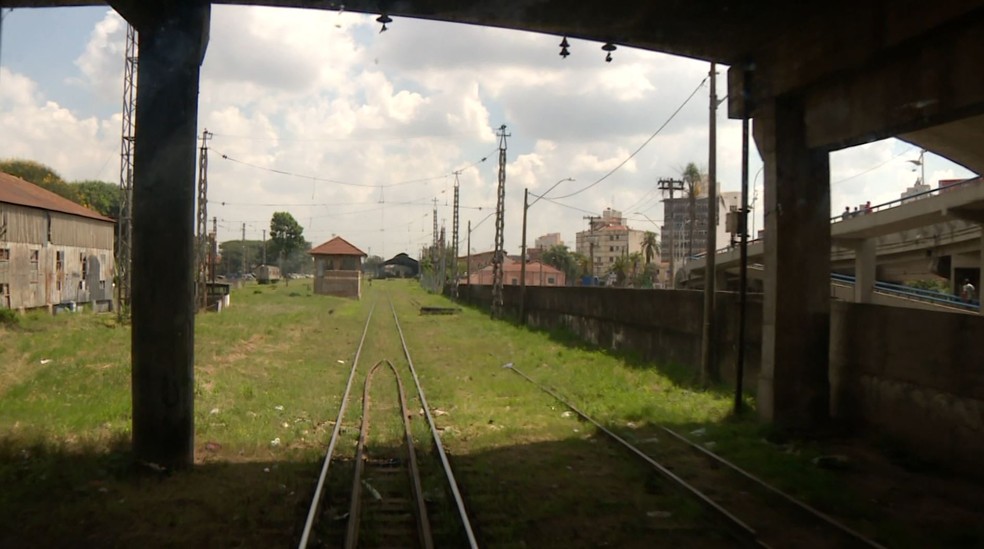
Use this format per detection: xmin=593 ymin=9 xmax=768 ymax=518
xmin=1 ymin=279 xmax=980 ymax=547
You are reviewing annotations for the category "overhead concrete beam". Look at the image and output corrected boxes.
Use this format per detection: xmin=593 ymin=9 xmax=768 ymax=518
xmin=728 ymin=4 xmax=984 ymax=119
xmin=801 ymin=12 xmax=984 ymax=151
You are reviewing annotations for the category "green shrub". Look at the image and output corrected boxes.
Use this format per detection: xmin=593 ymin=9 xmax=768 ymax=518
xmin=0 ymin=308 xmax=18 ymax=326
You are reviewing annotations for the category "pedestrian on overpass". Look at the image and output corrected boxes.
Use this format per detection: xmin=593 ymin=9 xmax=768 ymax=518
xmin=961 ymin=279 xmax=976 ymax=303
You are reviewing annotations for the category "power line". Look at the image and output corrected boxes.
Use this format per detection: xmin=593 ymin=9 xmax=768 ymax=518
xmin=549 ymin=77 xmax=708 ymax=200
xmin=215 ymin=147 xmax=495 ymax=190
xmin=831 ymin=146 xmax=917 ymax=186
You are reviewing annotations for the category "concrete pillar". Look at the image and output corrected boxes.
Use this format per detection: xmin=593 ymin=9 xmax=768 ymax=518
xmin=754 ymin=97 xmax=831 ymax=430
xmin=129 ymin=3 xmax=210 ymax=469
xmin=979 ymin=231 xmax=983 ymax=314
xmin=853 ymin=239 xmax=876 ymax=303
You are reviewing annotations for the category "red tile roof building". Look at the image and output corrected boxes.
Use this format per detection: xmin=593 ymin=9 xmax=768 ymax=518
xmin=309 ymin=236 xmax=367 ymax=299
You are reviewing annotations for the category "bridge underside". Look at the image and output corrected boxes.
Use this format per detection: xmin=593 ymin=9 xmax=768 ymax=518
xmin=7 ymin=0 xmax=984 ymax=465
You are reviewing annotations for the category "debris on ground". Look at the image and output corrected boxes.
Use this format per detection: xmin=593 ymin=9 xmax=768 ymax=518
xmin=647 ymin=510 xmax=673 ymax=519
xmin=690 ymin=428 xmax=706 ymax=437
xmin=270 ymin=437 xmax=281 ymax=447
xmin=362 ymin=480 xmax=382 ymax=501
xmin=811 ymin=454 xmax=851 ymax=470
xmin=420 ymin=306 xmax=461 ymax=315
xmin=274 ymin=405 xmax=284 ymax=412
xmin=561 ymin=411 xmax=573 ymax=418
xmin=209 ymin=408 xmax=220 ymax=415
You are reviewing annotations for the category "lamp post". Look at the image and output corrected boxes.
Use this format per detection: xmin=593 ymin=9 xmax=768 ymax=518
xmin=521 ymin=177 xmax=573 ymax=324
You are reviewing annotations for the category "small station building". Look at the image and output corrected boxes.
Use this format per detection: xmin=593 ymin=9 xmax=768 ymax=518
xmin=309 ymin=236 xmax=367 ymax=299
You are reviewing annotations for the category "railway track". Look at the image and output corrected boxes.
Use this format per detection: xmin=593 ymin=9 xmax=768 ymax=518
xmin=505 ymin=363 xmax=886 ymax=549
xmin=298 ymin=299 xmax=477 ymax=548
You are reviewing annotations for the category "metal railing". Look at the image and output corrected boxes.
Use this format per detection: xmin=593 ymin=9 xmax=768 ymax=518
xmin=831 ymin=272 xmax=979 ymax=311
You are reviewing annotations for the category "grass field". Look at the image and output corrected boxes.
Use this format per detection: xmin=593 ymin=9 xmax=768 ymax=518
xmin=2 ymin=279 xmax=982 ymax=547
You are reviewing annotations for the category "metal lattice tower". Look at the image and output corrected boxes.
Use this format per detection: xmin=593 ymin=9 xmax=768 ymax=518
xmin=195 ymin=129 xmax=212 ymax=311
xmin=115 ymin=23 xmax=137 ymax=322
xmin=432 ymin=197 xmax=439 ymax=247
xmin=491 ymin=124 xmax=509 ymax=318
xmin=451 ymin=171 xmax=460 ymax=299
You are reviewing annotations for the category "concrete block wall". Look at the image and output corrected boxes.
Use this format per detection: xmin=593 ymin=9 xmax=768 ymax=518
xmin=459 ymin=284 xmax=763 ymax=389
xmin=461 ymin=283 xmax=984 ymax=474
xmin=830 ymin=302 xmax=984 ymax=472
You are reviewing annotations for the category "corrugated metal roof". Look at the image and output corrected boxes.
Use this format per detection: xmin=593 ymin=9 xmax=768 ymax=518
xmin=309 ymin=236 xmax=367 ymax=256
xmin=0 ymin=171 xmax=115 ymax=223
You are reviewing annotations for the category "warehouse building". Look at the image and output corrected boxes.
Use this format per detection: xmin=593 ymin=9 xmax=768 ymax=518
xmin=0 ymin=171 xmax=115 ymax=311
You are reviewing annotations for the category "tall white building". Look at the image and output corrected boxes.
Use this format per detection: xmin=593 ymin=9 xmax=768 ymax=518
xmin=575 ymin=208 xmax=646 ymax=279
xmin=534 ymin=233 xmax=563 ymax=249
xmin=661 ymin=191 xmax=740 ymax=269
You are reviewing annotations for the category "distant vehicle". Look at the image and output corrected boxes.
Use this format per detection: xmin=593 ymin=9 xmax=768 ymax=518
xmin=254 ymin=265 xmax=281 ymax=284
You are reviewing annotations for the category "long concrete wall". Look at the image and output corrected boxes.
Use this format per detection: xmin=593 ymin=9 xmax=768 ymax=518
xmin=459 ymin=284 xmax=762 ymax=391
xmin=830 ymin=302 xmax=984 ymax=472
xmin=460 ymin=284 xmax=984 ymax=474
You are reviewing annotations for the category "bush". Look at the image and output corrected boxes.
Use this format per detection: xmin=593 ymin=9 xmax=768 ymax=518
xmin=0 ymin=308 xmax=18 ymax=327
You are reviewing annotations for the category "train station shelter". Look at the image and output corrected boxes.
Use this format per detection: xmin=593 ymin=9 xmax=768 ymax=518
xmin=10 ymin=0 xmax=982 ymax=467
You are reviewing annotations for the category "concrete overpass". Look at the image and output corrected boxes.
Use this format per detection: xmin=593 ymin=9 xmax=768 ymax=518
xmin=683 ymin=178 xmax=984 ymax=313
xmin=6 ymin=0 xmax=984 ymax=466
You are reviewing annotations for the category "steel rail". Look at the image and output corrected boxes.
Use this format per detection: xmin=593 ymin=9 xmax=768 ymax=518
xmin=344 ymin=360 xmax=434 ymax=549
xmin=390 ymin=298 xmax=480 ymax=549
xmin=658 ymin=426 xmax=886 ymax=548
xmin=298 ymin=302 xmax=376 ymax=549
xmin=504 ymin=363 xmax=763 ymax=548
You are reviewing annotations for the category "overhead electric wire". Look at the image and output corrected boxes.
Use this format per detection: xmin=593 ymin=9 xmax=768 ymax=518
xmin=549 ymin=77 xmax=708 ymax=201
xmin=215 ymin=147 xmax=495 ymax=190
xmin=831 ymin=145 xmax=917 ymax=186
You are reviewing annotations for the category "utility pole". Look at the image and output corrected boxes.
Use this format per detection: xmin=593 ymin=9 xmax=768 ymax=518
xmin=658 ymin=177 xmax=684 ymax=287
xmin=241 ymin=223 xmax=246 ymax=277
xmin=262 ymin=229 xmax=266 ymax=265
xmin=115 ymin=23 xmax=138 ymax=322
xmin=451 ymin=171 xmax=460 ymax=299
xmin=491 ymin=124 xmax=509 ymax=318
xmin=210 ymin=217 xmax=217 ymax=286
xmin=439 ymin=225 xmax=447 ymax=293
xmin=701 ymin=62 xmax=719 ymax=385
xmin=466 ymin=220 xmax=471 ymax=292
xmin=520 ymin=188 xmax=529 ymax=323
xmin=432 ymin=197 xmax=439 ymax=248
xmin=196 ymin=128 xmax=212 ymax=312
xmin=735 ymin=66 xmax=753 ymax=414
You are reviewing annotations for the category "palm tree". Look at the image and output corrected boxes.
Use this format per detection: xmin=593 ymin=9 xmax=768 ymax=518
xmin=682 ymin=162 xmax=704 ymax=260
xmin=610 ymin=255 xmax=630 ymax=286
xmin=641 ymin=231 xmax=659 ymax=264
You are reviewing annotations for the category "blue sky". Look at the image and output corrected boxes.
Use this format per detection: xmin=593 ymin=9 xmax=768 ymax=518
xmin=0 ymin=6 xmax=975 ymax=258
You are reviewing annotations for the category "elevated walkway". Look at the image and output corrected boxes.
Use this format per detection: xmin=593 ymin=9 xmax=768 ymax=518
xmin=683 ymin=178 xmax=984 ymax=313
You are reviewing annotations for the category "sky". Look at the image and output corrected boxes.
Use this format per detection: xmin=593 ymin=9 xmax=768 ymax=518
xmin=0 ymin=5 xmax=976 ymax=260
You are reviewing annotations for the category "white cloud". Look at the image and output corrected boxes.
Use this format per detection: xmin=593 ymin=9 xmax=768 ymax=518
xmin=2 ymin=6 xmax=975 ymax=260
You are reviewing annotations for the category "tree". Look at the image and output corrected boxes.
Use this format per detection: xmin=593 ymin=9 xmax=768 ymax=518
xmin=642 ymin=231 xmax=660 ymax=264
xmin=364 ymin=255 xmax=385 ymax=277
xmin=541 ymin=244 xmax=579 ymax=285
xmin=74 ymin=180 xmax=122 ymax=218
xmin=609 ymin=255 xmax=630 ymax=286
xmin=1 ymin=159 xmax=80 ymax=202
xmin=682 ymin=162 xmax=705 ymax=260
xmin=269 ymin=212 xmax=305 ymax=258
xmin=218 ymin=240 xmax=265 ymax=276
